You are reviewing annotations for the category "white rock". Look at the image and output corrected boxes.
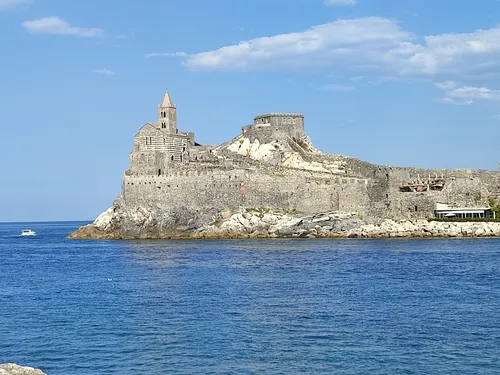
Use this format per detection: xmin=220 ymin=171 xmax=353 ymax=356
xmin=93 ymin=207 xmax=116 ymax=230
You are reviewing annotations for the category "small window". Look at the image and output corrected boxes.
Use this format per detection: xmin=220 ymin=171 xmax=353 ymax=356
xmin=171 ymin=155 xmax=174 ymax=161
xmin=415 ymin=206 xmax=418 ymax=212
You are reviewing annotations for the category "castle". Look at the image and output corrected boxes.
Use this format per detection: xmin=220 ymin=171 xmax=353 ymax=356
xmin=119 ymin=91 xmax=499 ymax=224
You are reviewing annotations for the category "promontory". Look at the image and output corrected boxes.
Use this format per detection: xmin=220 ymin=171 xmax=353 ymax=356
xmin=69 ymin=91 xmax=500 ymax=239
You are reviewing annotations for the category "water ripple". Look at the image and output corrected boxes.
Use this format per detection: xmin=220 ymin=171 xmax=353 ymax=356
xmin=0 ymin=223 xmax=500 ymax=374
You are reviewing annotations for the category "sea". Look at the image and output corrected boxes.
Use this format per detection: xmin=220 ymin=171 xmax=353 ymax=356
xmin=0 ymin=221 xmax=499 ymax=375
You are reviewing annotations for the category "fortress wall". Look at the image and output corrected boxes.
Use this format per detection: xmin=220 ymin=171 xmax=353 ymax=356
xmin=243 ymin=123 xmax=306 ymax=144
xmin=123 ymin=155 xmax=500 ymax=222
xmin=121 ymin=168 xmax=373 ymax=217
xmin=384 ymin=167 xmax=500 ymax=219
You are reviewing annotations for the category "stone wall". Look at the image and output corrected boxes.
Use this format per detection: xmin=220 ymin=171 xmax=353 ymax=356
xmin=117 ymin=92 xmax=500 ymax=226
xmin=242 ymin=113 xmax=306 ymax=144
xmin=122 ymin=150 xmax=500 ymax=224
xmin=121 ymin=164 xmax=373 ymax=218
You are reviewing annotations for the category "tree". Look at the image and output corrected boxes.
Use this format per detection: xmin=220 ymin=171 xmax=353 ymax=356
xmin=488 ymin=196 xmax=500 ymax=218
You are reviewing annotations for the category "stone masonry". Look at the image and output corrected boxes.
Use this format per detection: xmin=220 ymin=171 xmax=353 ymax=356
xmin=69 ymin=91 xmax=500 ymax=239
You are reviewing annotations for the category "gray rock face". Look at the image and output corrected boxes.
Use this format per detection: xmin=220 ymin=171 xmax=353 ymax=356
xmin=0 ymin=364 xmax=46 ymax=375
xmin=69 ymin=206 xmax=500 ymax=239
xmin=69 ymin=90 xmax=500 ymax=240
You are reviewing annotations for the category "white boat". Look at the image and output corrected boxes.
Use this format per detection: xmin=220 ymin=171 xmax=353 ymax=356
xmin=21 ymin=229 xmax=37 ymax=237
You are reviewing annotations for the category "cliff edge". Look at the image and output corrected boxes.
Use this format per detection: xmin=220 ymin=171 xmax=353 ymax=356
xmin=69 ymin=91 xmax=500 ymax=240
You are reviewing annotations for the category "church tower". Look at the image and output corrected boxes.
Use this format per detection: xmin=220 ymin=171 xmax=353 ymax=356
xmin=157 ymin=91 xmax=177 ymax=133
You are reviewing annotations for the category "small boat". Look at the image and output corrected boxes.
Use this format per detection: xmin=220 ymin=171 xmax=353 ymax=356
xmin=21 ymin=229 xmax=37 ymax=237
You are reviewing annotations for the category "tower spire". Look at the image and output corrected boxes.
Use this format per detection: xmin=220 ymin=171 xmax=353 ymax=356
xmin=158 ymin=90 xmax=177 ymax=132
xmin=160 ymin=90 xmax=173 ymax=107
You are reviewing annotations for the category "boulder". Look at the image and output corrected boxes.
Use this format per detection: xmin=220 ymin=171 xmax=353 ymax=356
xmin=0 ymin=364 xmax=46 ymax=375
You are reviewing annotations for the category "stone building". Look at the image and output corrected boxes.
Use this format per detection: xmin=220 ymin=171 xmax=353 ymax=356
xmin=128 ymin=92 xmax=195 ymax=176
xmin=119 ymin=91 xmax=500 ymax=224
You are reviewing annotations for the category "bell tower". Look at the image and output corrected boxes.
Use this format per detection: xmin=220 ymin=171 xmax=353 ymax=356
xmin=157 ymin=91 xmax=177 ymax=133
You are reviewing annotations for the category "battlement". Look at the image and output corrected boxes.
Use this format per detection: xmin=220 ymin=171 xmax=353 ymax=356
xmin=253 ymin=113 xmax=304 ymax=127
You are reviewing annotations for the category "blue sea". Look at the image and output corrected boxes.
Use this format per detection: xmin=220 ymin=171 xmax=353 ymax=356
xmin=1 ymin=222 xmax=499 ymax=375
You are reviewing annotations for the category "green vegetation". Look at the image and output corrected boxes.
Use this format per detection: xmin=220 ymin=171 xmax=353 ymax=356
xmin=428 ymin=217 xmax=500 ymax=223
xmin=246 ymin=207 xmax=272 ymax=214
xmin=286 ymin=208 xmax=304 ymax=215
xmin=488 ymin=196 xmax=500 ymax=217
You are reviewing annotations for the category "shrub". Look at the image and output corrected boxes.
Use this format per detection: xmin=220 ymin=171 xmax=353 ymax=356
xmin=428 ymin=217 xmax=500 ymax=223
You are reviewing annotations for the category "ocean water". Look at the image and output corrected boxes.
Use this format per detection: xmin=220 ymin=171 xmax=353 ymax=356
xmin=0 ymin=222 xmax=499 ymax=375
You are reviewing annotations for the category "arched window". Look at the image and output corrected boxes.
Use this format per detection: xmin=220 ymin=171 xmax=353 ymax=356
xmin=171 ymin=155 xmax=174 ymax=161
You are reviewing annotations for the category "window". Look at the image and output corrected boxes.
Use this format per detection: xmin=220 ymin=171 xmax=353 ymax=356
xmin=415 ymin=206 xmax=418 ymax=212
xmin=171 ymin=155 xmax=174 ymax=161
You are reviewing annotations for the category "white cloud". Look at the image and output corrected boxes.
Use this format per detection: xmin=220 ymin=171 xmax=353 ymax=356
xmin=435 ymin=81 xmax=457 ymax=90
xmin=21 ymin=17 xmax=103 ymax=37
xmin=144 ymin=52 xmax=188 ymax=58
xmin=436 ymin=81 xmax=500 ymax=104
xmin=0 ymin=0 xmax=31 ymax=10
xmin=167 ymin=17 xmax=500 ymax=84
xmin=436 ymin=97 xmax=473 ymax=106
xmin=92 ymin=69 xmax=115 ymax=76
xmin=181 ymin=17 xmax=410 ymax=71
xmin=320 ymin=84 xmax=357 ymax=92
xmin=324 ymin=0 xmax=357 ymax=5
xmin=449 ymin=86 xmax=500 ymax=100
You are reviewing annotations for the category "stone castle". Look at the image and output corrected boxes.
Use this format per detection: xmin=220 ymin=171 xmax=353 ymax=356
xmin=124 ymin=91 xmax=499 ymax=218
xmin=70 ymin=91 xmax=500 ymax=239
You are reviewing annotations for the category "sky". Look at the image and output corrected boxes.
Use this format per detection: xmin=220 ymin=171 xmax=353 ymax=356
xmin=1 ymin=0 xmax=500 ymax=222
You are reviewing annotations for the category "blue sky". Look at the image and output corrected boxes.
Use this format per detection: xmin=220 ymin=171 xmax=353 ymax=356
xmin=1 ymin=0 xmax=500 ymax=221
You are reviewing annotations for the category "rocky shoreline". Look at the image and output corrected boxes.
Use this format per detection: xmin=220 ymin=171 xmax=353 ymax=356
xmin=0 ymin=364 xmax=46 ymax=375
xmin=69 ymin=208 xmax=500 ymax=239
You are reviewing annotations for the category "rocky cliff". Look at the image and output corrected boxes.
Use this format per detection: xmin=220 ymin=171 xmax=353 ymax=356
xmin=69 ymin=93 xmax=500 ymax=240
xmin=70 ymin=206 xmax=500 ymax=239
